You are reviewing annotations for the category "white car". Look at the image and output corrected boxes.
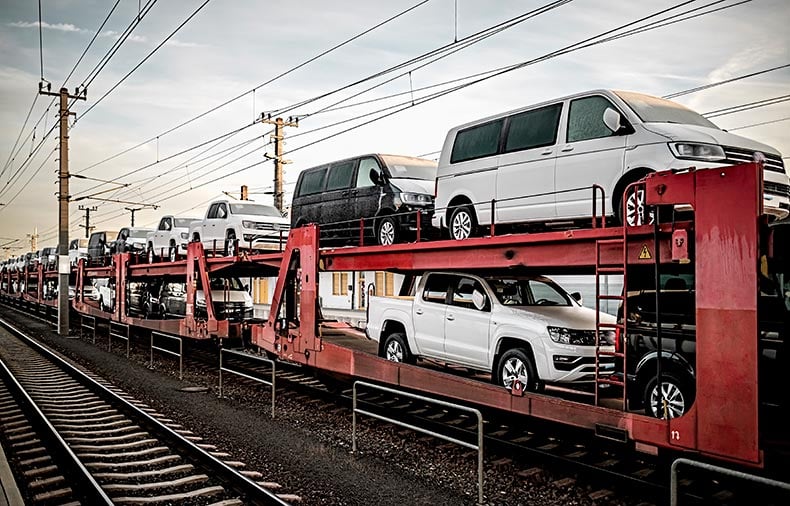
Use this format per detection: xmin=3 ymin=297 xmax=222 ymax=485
xmin=146 ymin=215 xmax=200 ymax=262
xmin=366 ymin=272 xmax=617 ymax=390
xmin=189 ymin=200 xmax=290 ymax=256
xmin=69 ymin=238 xmax=89 ymax=267
xmin=433 ymin=89 xmax=789 ymax=237
xmin=94 ymin=278 xmax=116 ymax=312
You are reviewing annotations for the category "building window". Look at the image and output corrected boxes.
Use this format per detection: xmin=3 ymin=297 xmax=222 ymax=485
xmin=332 ymin=272 xmax=349 ymax=295
xmin=374 ymin=271 xmax=395 ymax=296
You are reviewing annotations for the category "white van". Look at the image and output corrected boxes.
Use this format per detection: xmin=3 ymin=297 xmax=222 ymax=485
xmin=432 ymin=89 xmax=790 ymax=238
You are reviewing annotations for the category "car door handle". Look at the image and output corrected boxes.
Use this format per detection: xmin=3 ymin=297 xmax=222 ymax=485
xmin=561 ymin=145 xmax=574 ymax=152
xmin=415 ymin=309 xmax=423 ymax=315
xmin=541 ymin=148 xmax=553 ymax=155
xmin=446 ymin=315 xmax=454 ymax=321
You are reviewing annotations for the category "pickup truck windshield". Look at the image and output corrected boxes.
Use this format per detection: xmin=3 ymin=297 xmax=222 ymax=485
xmin=486 ymin=277 xmax=572 ymax=306
xmin=174 ymin=218 xmax=197 ymax=228
xmin=615 ymin=91 xmax=719 ymax=129
xmin=230 ymin=203 xmax=281 ymax=217
xmin=129 ymin=229 xmax=149 ymax=238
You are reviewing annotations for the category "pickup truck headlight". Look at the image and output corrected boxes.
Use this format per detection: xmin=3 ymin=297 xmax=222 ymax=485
xmin=669 ymin=142 xmax=726 ymax=162
xmin=242 ymin=220 xmax=257 ymax=229
xmin=548 ymin=327 xmax=597 ymax=345
xmin=180 ymin=232 xmax=189 ymax=239
xmin=399 ymin=192 xmax=432 ymax=205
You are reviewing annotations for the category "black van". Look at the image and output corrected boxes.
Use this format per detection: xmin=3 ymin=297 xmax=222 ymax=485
xmin=87 ymin=230 xmax=119 ymax=263
xmin=618 ymin=224 xmax=789 ymax=420
xmin=290 ymin=154 xmax=437 ymax=246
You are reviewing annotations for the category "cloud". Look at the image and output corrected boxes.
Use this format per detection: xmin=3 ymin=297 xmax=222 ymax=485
xmin=8 ymin=21 xmax=85 ymax=33
xmin=100 ymin=30 xmax=148 ymax=43
xmin=165 ymin=39 xmax=206 ymax=48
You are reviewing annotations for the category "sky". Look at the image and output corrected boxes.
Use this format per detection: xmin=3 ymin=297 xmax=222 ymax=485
xmin=0 ymin=0 xmax=788 ymax=256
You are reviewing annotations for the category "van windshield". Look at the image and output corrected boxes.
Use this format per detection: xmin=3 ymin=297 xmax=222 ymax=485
xmin=381 ymin=155 xmax=438 ymax=181
xmin=615 ymin=91 xmax=719 ymax=129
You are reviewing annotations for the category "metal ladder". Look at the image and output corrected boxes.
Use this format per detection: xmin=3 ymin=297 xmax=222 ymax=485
xmin=593 ymin=222 xmax=629 ymax=409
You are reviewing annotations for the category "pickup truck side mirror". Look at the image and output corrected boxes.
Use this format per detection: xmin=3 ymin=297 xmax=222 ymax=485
xmin=472 ymin=289 xmax=487 ymax=311
xmin=244 ymin=284 xmax=250 ymax=293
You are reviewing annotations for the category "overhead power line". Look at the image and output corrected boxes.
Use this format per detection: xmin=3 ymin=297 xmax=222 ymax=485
xmin=74 ymin=0 xmax=434 ymax=175
xmin=663 ymin=63 xmax=790 ymax=99
xmin=703 ymin=93 xmax=790 ymax=118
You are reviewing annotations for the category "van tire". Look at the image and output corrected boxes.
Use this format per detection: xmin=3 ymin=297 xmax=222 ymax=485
xmin=643 ymin=372 xmax=693 ymax=419
xmin=376 ymin=216 xmax=398 ymax=246
xmin=449 ymin=205 xmax=477 ymax=240
xmin=495 ymin=348 xmax=538 ymax=391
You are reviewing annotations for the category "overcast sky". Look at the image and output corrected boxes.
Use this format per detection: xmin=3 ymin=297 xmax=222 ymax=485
xmin=1 ymin=0 xmax=788 ymax=254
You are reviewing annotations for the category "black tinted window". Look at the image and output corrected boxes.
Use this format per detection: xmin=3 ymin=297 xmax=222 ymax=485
xmin=450 ymin=119 xmax=503 ymax=163
xmin=567 ymin=96 xmax=617 ymax=143
xmin=505 ymin=103 xmax=562 ymax=152
xmin=325 ymin=161 xmax=356 ymax=191
xmin=297 ymin=168 xmax=327 ymax=196
xmin=422 ymin=274 xmax=451 ymax=304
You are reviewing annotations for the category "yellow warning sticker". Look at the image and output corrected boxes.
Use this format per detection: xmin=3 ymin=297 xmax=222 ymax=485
xmin=639 ymin=244 xmax=652 ymax=260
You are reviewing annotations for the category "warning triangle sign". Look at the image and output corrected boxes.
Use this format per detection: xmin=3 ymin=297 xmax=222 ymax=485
xmin=639 ymin=244 xmax=652 ymax=260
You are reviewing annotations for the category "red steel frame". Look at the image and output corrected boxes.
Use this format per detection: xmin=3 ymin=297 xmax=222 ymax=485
xmin=252 ymin=163 xmax=764 ymax=468
xmin=0 ymin=162 xmax=766 ymax=468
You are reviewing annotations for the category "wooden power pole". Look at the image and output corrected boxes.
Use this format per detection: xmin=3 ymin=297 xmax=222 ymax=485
xmin=39 ymin=84 xmax=86 ymax=336
xmin=261 ymin=115 xmax=297 ymax=214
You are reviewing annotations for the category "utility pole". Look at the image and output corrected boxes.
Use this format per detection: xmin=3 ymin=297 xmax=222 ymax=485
xmin=39 ymin=84 xmax=86 ymax=336
xmin=262 ymin=115 xmax=297 ymax=214
xmin=241 ymin=185 xmax=248 ymax=201
xmin=26 ymin=228 xmax=39 ymax=252
xmin=124 ymin=204 xmax=158 ymax=226
xmin=78 ymin=205 xmax=97 ymax=238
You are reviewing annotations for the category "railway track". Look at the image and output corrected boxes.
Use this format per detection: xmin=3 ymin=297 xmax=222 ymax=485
xmin=0 ymin=316 xmax=290 ymax=505
xmin=3 ymin=298 xmax=789 ymax=505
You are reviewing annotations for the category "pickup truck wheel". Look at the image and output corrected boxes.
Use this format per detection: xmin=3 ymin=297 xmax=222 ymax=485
xmin=377 ymin=216 xmax=398 ymax=246
xmin=147 ymin=246 xmax=155 ymax=264
xmin=169 ymin=244 xmax=177 ymax=262
xmin=496 ymin=348 xmax=537 ymax=391
xmin=643 ymin=372 xmax=692 ymax=419
xmin=382 ymin=333 xmax=413 ymax=364
xmin=449 ymin=205 xmax=476 ymax=240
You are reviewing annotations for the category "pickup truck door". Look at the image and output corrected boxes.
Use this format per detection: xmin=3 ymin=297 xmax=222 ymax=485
xmin=443 ymin=276 xmax=491 ymax=368
xmin=412 ymin=273 xmax=450 ymax=358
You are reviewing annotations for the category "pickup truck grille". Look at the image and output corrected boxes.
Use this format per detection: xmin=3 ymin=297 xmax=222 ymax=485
xmin=251 ymin=222 xmax=290 ymax=232
xmin=723 ymin=146 xmax=785 ymax=174
xmin=764 ymin=181 xmax=790 ymax=198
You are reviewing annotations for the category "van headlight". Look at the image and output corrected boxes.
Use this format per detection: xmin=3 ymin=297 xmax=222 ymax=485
xmin=669 ymin=142 xmax=726 ymax=162
xmin=398 ymin=193 xmax=432 ymax=205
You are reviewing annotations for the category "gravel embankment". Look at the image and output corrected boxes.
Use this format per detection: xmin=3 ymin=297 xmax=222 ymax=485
xmin=1 ymin=310 xmax=653 ymax=506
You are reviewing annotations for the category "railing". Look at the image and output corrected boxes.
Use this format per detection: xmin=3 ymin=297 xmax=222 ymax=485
xmin=80 ymin=314 xmax=96 ymax=343
xmin=150 ymin=331 xmax=183 ymax=380
xmin=218 ymin=348 xmax=276 ymax=418
xmin=108 ymin=320 xmax=130 ymax=357
xmin=671 ymin=458 xmax=790 ymax=506
xmin=352 ymin=380 xmax=485 ymax=505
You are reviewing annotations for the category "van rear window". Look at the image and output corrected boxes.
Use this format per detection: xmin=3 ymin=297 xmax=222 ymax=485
xmin=297 ymin=167 xmax=327 ymax=196
xmin=450 ymin=119 xmax=503 ymax=164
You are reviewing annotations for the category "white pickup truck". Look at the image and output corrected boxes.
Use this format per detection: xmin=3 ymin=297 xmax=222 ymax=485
xmin=366 ymin=272 xmax=617 ymax=391
xmin=189 ymin=200 xmax=290 ymax=256
xmin=146 ymin=215 xmax=200 ymax=262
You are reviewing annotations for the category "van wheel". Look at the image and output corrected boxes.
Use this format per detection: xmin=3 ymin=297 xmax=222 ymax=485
xmin=449 ymin=205 xmax=476 ymax=240
xmin=377 ymin=216 xmax=398 ymax=246
xmin=643 ymin=372 xmax=693 ymax=419
xmin=225 ymin=232 xmax=237 ymax=257
xmin=496 ymin=348 xmax=538 ymax=391
xmin=381 ymin=333 xmax=414 ymax=364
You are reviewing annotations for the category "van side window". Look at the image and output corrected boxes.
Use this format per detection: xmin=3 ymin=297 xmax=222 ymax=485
xmin=325 ymin=161 xmax=356 ymax=191
xmin=356 ymin=157 xmax=380 ymax=188
xmin=422 ymin=274 xmax=450 ymax=304
xmin=450 ymin=119 xmax=504 ymax=164
xmin=504 ymin=103 xmax=562 ymax=152
xmin=567 ymin=96 xmax=618 ymax=143
xmin=298 ymin=168 xmax=327 ymax=196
